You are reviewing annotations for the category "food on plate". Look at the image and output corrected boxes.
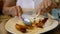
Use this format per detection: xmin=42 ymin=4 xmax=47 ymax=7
xmin=15 ymin=24 xmax=27 ymax=33
xmin=15 ymin=24 xmax=34 ymax=33
xmin=36 ymin=18 xmax=48 ymax=28
xmin=15 ymin=18 xmax=48 ymax=33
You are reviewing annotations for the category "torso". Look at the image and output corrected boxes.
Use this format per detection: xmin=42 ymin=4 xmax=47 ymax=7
xmin=16 ymin=0 xmax=43 ymax=14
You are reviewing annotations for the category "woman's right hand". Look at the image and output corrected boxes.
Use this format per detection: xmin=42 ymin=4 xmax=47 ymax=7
xmin=3 ymin=6 xmax=23 ymax=17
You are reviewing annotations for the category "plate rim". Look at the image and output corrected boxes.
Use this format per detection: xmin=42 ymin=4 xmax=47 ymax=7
xmin=5 ymin=17 xmax=58 ymax=34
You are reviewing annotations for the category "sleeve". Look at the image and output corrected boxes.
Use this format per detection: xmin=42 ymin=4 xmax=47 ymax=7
xmin=4 ymin=0 xmax=17 ymax=7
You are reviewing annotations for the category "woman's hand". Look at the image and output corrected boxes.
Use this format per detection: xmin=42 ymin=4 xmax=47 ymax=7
xmin=38 ymin=0 xmax=52 ymax=15
xmin=10 ymin=6 xmax=23 ymax=16
xmin=3 ymin=6 xmax=23 ymax=17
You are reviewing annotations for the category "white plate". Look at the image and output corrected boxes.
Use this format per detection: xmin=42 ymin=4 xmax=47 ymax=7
xmin=5 ymin=15 xmax=58 ymax=34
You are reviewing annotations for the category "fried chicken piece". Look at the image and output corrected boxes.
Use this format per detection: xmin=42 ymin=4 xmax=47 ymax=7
xmin=36 ymin=20 xmax=43 ymax=28
xmin=26 ymin=25 xmax=34 ymax=30
xmin=36 ymin=18 xmax=48 ymax=28
xmin=15 ymin=24 xmax=27 ymax=33
xmin=15 ymin=24 xmax=34 ymax=33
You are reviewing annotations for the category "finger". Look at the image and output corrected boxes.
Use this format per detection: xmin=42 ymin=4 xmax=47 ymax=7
xmin=38 ymin=1 xmax=44 ymax=14
xmin=18 ymin=6 xmax=23 ymax=15
xmin=16 ymin=6 xmax=23 ymax=16
xmin=39 ymin=1 xmax=45 ymax=9
xmin=44 ymin=0 xmax=51 ymax=8
xmin=39 ymin=10 xmax=45 ymax=15
xmin=44 ymin=0 xmax=48 ymax=8
xmin=11 ymin=6 xmax=18 ymax=16
xmin=48 ymin=0 xmax=51 ymax=6
xmin=14 ymin=6 xmax=18 ymax=16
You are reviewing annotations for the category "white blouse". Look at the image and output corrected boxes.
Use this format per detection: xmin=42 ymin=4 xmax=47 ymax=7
xmin=16 ymin=0 xmax=43 ymax=14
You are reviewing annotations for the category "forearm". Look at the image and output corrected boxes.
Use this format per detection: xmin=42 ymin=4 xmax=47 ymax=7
xmin=3 ymin=0 xmax=17 ymax=15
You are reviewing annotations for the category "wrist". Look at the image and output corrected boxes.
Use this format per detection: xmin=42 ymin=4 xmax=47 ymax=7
xmin=3 ymin=7 xmax=10 ymax=15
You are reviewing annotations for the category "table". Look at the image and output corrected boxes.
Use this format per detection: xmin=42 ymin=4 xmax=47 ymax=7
xmin=0 ymin=15 xmax=60 ymax=34
xmin=42 ymin=23 xmax=60 ymax=34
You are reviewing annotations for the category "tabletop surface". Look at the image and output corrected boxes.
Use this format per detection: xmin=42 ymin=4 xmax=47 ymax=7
xmin=0 ymin=15 xmax=60 ymax=34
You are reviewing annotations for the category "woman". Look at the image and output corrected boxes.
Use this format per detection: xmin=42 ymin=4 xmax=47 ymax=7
xmin=3 ymin=0 xmax=52 ymax=17
xmin=0 ymin=0 xmax=57 ymax=34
